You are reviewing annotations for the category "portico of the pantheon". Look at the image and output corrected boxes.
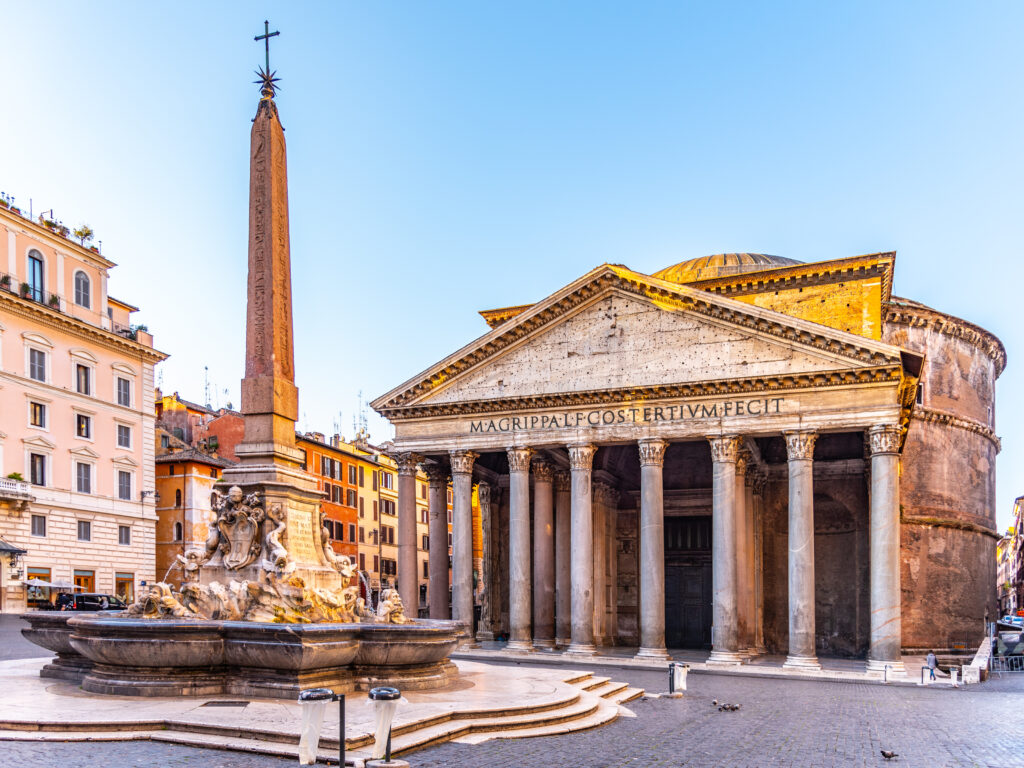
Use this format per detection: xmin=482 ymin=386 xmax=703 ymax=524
xmin=372 ymin=252 xmax=1004 ymax=672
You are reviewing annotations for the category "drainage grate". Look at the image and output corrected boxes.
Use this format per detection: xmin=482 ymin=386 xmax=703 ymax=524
xmin=201 ymin=700 xmax=250 ymax=708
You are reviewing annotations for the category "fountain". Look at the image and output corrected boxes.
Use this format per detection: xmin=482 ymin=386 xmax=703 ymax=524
xmin=21 ymin=35 xmax=461 ymax=699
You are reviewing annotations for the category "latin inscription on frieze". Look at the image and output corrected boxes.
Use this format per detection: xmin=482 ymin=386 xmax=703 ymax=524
xmin=468 ymin=396 xmax=785 ymax=434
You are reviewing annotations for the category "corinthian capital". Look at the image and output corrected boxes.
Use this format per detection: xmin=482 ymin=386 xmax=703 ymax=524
xmin=506 ymin=447 xmax=534 ymax=473
xmin=394 ymin=452 xmax=423 ymax=476
xmin=735 ymin=449 xmax=752 ymax=477
xmin=707 ymin=435 xmax=740 ymax=464
xmin=567 ymin=443 xmax=597 ymax=471
xmin=867 ymin=424 xmax=902 ymax=456
xmin=784 ymin=431 xmax=817 ymax=461
xmin=449 ymin=449 xmax=478 ymax=476
xmin=554 ymin=470 xmax=571 ymax=493
xmin=424 ymin=462 xmax=449 ymax=488
xmin=637 ymin=438 xmax=668 ymax=467
xmin=532 ymin=457 xmax=555 ymax=483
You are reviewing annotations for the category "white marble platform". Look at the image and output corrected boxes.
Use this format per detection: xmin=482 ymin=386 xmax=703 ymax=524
xmin=0 ymin=657 xmax=640 ymax=765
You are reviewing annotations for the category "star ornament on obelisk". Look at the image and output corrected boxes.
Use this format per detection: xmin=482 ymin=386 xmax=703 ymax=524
xmin=254 ymin=20 xmax=281 ymax=102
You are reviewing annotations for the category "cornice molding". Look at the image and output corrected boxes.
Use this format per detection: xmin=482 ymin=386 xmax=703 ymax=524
xmin=692 ymin=253 xmax=895 ymax=304
xmin=0 ymin=208 xmax=116 ymax=269
xmin=911 ymin=406 xmax=1001 ymax=452
xmin=374 ymin=266 xmax=906 ymax=413
xmin=885 ymin=298 xmax=1005 ymax=376
xmin=380 ymin=365 xmax=902 ymax=420
xmin=0 ymin=291 xmax=167 ymax=364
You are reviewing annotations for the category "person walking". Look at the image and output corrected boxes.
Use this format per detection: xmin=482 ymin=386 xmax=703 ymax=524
xmin=926 ymin=650 xmax=937 ymax=680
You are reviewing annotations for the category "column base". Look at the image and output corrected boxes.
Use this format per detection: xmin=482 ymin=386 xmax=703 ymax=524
xmin=505 ymin=639 xmax=534 ymax=653
xmin=706 ymin=650 xmax=745 ymax=666
xmin=564 ymin=643 xmax=597 ymax=656
xmin=555 ymin=637 xmax=572 ymax=648
xmin=475 ymin=630 xmax=496 ymax=642
xmin=754 ymin=643 xmax=768 ymax=654
xmin=533 ymin=639 xmax=557 ymax=651
xmin=866 ymin=658 xmax=906 ymax=676
xmin=634 ymin=646 xmax=671 ymax=661
xmin=782 ymin=654 xmax=821 ymax=671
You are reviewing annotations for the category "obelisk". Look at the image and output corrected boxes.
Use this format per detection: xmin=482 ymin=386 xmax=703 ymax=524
xmin=215 ymin=32 xmax=340 ymax=589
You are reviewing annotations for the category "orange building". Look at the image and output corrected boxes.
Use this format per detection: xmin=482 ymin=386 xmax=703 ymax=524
xmin=153 ymin=447 xmax=230 ymax=587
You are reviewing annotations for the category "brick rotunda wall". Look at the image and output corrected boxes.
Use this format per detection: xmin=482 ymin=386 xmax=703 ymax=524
xmin=883 ymin=298 xmax=1005 ymax=652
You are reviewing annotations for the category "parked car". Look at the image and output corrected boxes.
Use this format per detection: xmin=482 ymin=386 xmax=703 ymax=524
xmin=56 ymin=593 xmax=127 ymax=611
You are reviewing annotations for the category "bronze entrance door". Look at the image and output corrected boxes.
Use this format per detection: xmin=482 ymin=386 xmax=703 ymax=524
xmin=664 ymin=516 xmax=712 ymax=649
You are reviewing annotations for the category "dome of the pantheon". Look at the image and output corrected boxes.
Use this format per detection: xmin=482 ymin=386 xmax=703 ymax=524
xmin=652 ymin=253 xmax=803 ymax=284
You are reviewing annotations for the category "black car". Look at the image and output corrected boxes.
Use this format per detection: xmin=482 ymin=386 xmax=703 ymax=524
xmin=56 ymin=593 xmax=127 ymax=611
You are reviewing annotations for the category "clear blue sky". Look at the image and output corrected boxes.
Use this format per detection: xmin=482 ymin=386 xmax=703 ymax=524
xmin=3 ymin=3 xmax=1021 ymax=530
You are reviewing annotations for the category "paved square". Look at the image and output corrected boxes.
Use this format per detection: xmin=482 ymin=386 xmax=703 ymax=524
xmin=3 ymin=659 xmax=1022 ymax=767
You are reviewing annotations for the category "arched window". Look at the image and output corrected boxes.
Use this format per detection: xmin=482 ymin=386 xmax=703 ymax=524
xmin=175 ymin=489 xmax=182 ymax=507
xmin=74 ymin=271 xmax=91 ymax=308
xmin=27 ymin=250 xmax=44 ymax=302
xmin=173 ymin=522 xmax=183 ymax=541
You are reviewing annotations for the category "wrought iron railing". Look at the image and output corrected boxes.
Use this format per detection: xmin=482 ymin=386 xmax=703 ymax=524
xmin=0 ymin=271 xmax=64 ymax=311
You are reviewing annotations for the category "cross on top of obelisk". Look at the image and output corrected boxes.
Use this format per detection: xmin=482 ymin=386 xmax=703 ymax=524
xmin=254 ymin=20 xmax=281 ymax=100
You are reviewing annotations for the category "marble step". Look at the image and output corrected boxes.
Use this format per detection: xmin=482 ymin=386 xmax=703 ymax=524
xmin=585 ymin=679 xmax=629 ymax=699
xmin=454 ymin=696 xmax=623 ymax=745
xmin=606 ymin=686 xmax=645 ymax=705
xmin=579 ymin=675 xmax=612 ymax=691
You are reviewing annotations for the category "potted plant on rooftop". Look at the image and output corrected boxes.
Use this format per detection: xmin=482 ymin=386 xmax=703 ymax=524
xmin=0 ymin=274 xmax=10 ymax=290
xmin=74 ymin=224 xmax=95 ymax=248
xmin=48 ymin=295 xmax=61 ymax=310
xmin=20 ymin=282 xmax=31 ymax=298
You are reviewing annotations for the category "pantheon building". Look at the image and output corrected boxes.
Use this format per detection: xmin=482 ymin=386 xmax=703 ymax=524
xmin=373 ymin=252 xmax=1003 ymax=671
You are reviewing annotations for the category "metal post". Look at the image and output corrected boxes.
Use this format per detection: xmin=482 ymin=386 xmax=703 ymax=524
xmin=884 ymin=664 xmax=890 ymax=684
xmin=668 ymin=662 xmax=675 ymax=695
xmin=337 ymin=693 xmax=345 ymax=767
xmin=385 ymin=728 xmax=393 ymax=763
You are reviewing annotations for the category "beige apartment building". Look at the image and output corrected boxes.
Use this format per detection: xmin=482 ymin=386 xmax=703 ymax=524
xmin=0 ymin=202 xmax=166 ymax=612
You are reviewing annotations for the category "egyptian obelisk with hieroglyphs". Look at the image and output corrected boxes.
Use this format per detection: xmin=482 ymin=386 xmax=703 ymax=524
xmin=210 ymin=25 xmax=342 ymax=589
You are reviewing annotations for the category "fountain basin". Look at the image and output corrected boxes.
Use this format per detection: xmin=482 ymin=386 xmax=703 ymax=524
xmin=20 ymin=612 xmax=106 ymax=681
xmin=32 ymin=615 xmax=461 ymax=699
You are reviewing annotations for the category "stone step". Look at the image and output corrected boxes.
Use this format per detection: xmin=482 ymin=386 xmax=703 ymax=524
xmin=587 ymin=680 xmax=629 ymax=699
xmin=579 ymin=675 xmax=612 ymax=691
xmin=606 ymin=686 xmax=645 ymax=705
xmin=455 ymin=696 xmax=623 ymax=745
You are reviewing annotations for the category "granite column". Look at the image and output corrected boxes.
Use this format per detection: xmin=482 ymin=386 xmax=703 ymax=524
xmin=708 ymin=436 xmax=743 ymax=664
xmin=554 ymin=471 xmax=572 ymax=646
xmin=450 ymin=450 xmax=478 ymax=641
xmin=867 ymin=425 xmax=905 ymax=674
xmin=784 ymin=431 xmax=820 ymax=670
xmin=425 ymin=464 xmax=450 ymax=620
xmin=532 ymin=458 xmax=556 ymax=649
xmin=506 ymin=447 xmax=534 ymax=651
xmin=566 ymin=443 xmax=597 ymax=655
xmin=636 ymin=438 xmax=670 ymax=660
xmin=395 ymin=452 xmax=422 ymax=614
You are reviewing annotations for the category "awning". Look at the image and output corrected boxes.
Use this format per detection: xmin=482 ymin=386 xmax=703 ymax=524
xmin=22 ymin=578 xmax=82 ymax=590
xmin=0 ymin=538 xmax=27 ymax=555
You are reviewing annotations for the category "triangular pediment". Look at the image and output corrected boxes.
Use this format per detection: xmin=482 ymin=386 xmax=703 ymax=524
xmin=22 ymin=435 xmax=56 ymax=450
xmin=69 ymin=446 xmax=101 ymax=459
xmin=373 ymin=265 xmax=909 ymax=415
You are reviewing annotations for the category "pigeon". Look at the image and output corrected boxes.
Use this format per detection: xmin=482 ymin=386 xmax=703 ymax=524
xmin=880 ymin=750 xmax=898 ymax=760
xmin=712 ymin=699 xmax=719 ymax=706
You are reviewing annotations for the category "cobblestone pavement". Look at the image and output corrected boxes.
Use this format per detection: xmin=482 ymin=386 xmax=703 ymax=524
xmin=0 ymin=614 xmax=50 ymax=661
xmin=3 ymin=661 xmax=1023 ymax=767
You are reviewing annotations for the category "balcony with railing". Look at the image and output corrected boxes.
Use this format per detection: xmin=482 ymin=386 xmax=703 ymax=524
xmin=0 ymin=478 xmax=34 ymax=513
xmin=0 ymin=271 xmax=153 ymax=346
